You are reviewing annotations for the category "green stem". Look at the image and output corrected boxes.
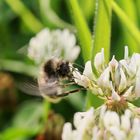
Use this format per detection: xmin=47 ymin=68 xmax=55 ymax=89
xmin=43 ymin=99 xmax=50 ymax=123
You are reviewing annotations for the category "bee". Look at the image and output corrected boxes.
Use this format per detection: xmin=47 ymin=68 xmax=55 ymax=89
xmin=19 ymin=58 xmax=83 ymax=102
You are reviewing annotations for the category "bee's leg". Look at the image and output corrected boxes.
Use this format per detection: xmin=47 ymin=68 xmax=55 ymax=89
xmin=57 ymin=88 xmax=86 ymax=97
xmin=59 ymin=82 xmax=75 ymax=87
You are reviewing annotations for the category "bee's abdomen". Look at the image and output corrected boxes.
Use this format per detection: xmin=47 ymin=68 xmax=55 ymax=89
xmin=44 ymin=59 xmax=57 ymax=78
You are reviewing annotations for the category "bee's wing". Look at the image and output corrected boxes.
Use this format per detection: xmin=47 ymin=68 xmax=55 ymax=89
xmin=16 ymin=80 xmax=41 ymax=96
xmin=39 ymin=81 xmax=60 ymax=97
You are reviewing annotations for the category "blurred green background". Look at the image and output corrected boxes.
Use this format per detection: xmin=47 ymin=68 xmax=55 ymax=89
xmin=0 ymin=0 xmax=140 ymax=140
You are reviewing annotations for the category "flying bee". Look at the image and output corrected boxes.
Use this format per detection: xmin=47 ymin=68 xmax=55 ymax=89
xmin=18 ymin=58 xmax=84 ymax=102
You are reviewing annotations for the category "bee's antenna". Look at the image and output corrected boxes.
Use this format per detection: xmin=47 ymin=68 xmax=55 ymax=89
xmin=72 ymin=63 xmax=84 ymax=71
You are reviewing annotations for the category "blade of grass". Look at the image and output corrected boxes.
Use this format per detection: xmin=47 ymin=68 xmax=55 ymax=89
xmin=78 ymin=0 xmax=95 ymax=22
xmin=5 ymin=0 xmax=43 ymax=33
xmin=112 ymin=1 xmax=140 ymax=52
xmin=86 ymin=0 xmax=112 ymax=109
xmin=39 ymin=0 xmax=75 ymax=32
xmin=0 ymin=59 xmax=38 ymax=77
xmin=116 ymin=0 xmax=139 ymax=53
xmin=92 ymin=0 xmax=112 ymax=65
xmin=68 ymin=0 xmax=92 ymax=62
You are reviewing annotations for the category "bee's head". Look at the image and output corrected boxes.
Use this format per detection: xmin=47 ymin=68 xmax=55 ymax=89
xmin=57 ymin=61 xmax=70 ymax=77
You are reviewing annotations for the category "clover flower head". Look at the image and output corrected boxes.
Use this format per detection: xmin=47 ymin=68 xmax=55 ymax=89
xmin=73 ymin=47 xmax=140 ymax=107
xmin=28 ymin=28 xmax=80 ymax=64
xmin=62 ymin=106 xmax=140 ymax=140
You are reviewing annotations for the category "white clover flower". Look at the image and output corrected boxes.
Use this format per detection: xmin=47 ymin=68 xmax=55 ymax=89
xmin=83 ymin=61 xmax=96 ymax=81
xmin=118 ymin=67 xmax=127 ymax=92
xmin=28 ymin=28 xmax=80 ymax=64
xmin=72 ymin=70 xmax=91 ymax=88
xmin=97 ymin=67 xmax=111 ymax=90
xmin=62 ymin=108 xmax=94 ymax=140
xmin=103 ymin=110 xmax=120 ymax=129
xmin=73 ymin=46 xmax=140 ymax=103
xmin=109 ymin=126 xmax=126 ymax=140
xmin=111 ymin=84 xmax=121 ymax=101
xmin=73 ymin=61 xmax=94 ymax=88
xmin=62 ymin=106 xmax=140 ymax=140
xmin=94 ymin=48 xmax=105 ymax=73
xmin=121 ymin=109 xmax=131 ymax=132
xmin=62 ymin=123 xmax=73 ymax=140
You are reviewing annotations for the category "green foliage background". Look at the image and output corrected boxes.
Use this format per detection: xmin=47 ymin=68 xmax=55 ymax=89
xmin=0 ymin=0 xmax=140 ymax=139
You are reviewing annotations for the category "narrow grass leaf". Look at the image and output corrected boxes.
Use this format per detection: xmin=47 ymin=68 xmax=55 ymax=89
xmin=92 ymin=0 xmax=112 ymax=65
xmin=87 ymin=0 xmax=112 ymax=109
xmin=116 ymin=0 xmax=139 ymax=53
xmin=112 ymin=1 xmax=140 ymax=52
xmin=39 ymin=0 xmax=75 ymax=32
xmin=0 ymin=59 xmax=38 ymax=77
xmin=68 ymin=0 xmax=92 ymax=62
xmin=5 ymin=0 xmax=43 ymax=33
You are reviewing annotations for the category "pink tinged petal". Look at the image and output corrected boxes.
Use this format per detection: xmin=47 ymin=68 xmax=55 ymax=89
xmin=98 ymin=67 xmax=111 ymax=89
xmin=119 ymin=60 xmax=134 ymax=76
xmin=128 ymin=54 xmax=138 ymax=75
xmin=94 ymin=48 xmax=105 ymax=73
xmin=112 ymin=90 xmax=120 ymax=101
xmin=74 ymin=108 xmax=94 ymax=129
xmin=123 ymin=86 xmax=134 ymax=100
xmin=132 ymin=118 xmax=140 ymax=132
xmin=109 ymin=55 xmax=118 ymax=70
xmin=92 ymin=127 xmax=103 ymax=140
xmin=109 ymin=126 xmax=126 ymax=140
xmin=83 ymin=61 xmax=96 ymax=81
xmin=135 ymin=68 xmax=140 ymax=98
xmin=121 ymin=109 xmax=131 ymax=131
xmin=114 ymin=67 xmax=120 ymax=88
xmin=110 ymin=82 xmax=120 ymax=101
xmin=131 ymin=53 xmax=140 ymax=68
xmin=73 ymin=71 xmax=83 ymax=85
xmin=73 ymin=69 xmax=91 ymax=88
xmin=118 ymin=68 xmax=127 ymax=93
xmin=62 ymin=123 xmax=73 ymax=140
xmin=103 ymin=111 xmax=120 ymax=129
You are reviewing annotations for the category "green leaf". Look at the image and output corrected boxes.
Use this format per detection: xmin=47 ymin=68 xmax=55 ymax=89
xmin=68 ymin=0 xmax=92 ymax=62
xmin=39 ymin=0 xmax=75 ymax=31
xmin=92 ymin=0 xmax=112 ymax=65
xmin=0 ymin=101 xmax=45 ymax=140
xmin=13 ymin=101 xmax=44 ymax=131
xmin=112 ymin=1 xmax=140 ymax=52
xmin=66 ymin=92 xmax=85 ymax=111
xmin=86 ymin=93 xmax=104 ymax=110
xmin=114 ymin=0 xmax=139 ymax=54
xmin=86 ymin=0 xmax=112 ymax=108
xmin=1 ymin=127 xmax=35 ymax=140
xmin=78 ymin=0 xmax=95 ymax=22
xmin=5 ymin=0 xmax=43 ymax=33
xmin=0 ymin=59 xmax=38 ymax=77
